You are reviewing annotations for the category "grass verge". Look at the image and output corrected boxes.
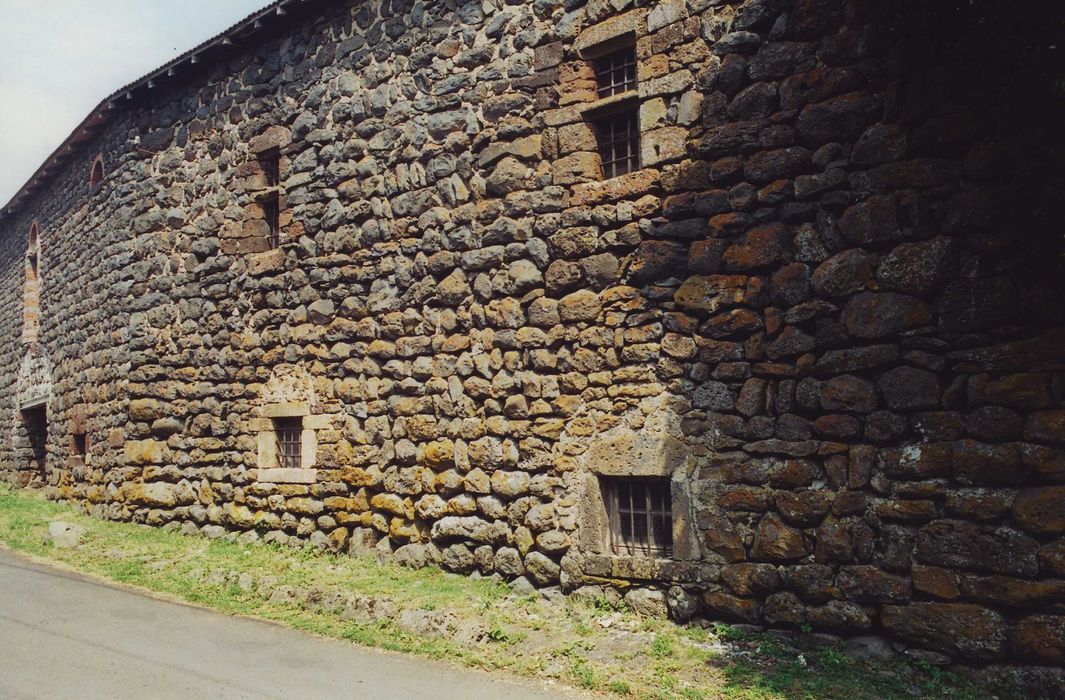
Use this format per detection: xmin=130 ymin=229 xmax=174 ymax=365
xmin=0 ymin=484 xmax=1018 ymax=700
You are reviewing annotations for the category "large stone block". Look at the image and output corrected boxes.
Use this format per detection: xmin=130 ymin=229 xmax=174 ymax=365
xmin=882 ymin=603 xmax=1006 ymax=659
xmin=916 ymin=520 xmax=1039 ymax=576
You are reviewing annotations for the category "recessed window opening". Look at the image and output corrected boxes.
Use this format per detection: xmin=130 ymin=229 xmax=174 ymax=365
xmin=262 ymin=193 xmax=281 ymax=249
xmin=260 ymin=147 xmax=281 ymax=187
xmin=89 ymin=156 xmax=104 ymax=188
xmin=22 ymin=405 xmax=47 ymax=479
xmin=27 ymin=222 xmax=39 ymax=276
xmin=602 ymin=477 xmax=672 ymax=558
xmin=72 ymin=432 xmax=87 ymax=458
xmin=273 ymin=417 xmax=302 ymax=469
xmin=595 ymin=46 xmax=638 ymax=98
xmin=595 ymin=111 xmax=641 ymax=179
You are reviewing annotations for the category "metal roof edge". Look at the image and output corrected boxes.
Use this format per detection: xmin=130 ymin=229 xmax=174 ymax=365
xmin=0 ymin=0 xmax=331 ymax=222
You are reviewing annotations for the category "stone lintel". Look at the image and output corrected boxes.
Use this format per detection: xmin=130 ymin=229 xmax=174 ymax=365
xmin=575 ymin=8 xmax=647 ymax=57
xmin=264 ymin=402 xmax=310 ymax=418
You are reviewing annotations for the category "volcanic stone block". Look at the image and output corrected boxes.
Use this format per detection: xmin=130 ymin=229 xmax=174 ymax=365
xmin=916 ymin=520 xmax=1039 ymax=576
xmin=882 ymin=603 xmax=1006 ymax=659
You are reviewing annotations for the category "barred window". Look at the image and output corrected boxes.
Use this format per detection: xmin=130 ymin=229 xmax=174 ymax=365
xmin=595 ymin=47 xmax=637 ymax=98
xmin=262 ymin=193 xmax=280 ymax=249
xmin=260 ymin=148 xmax=280 ymax=187
xmin=602 ymin=477 xmax=672 ymax=558
xmin=594 ymin=111 xmax=641 ymax=179
xmin=274 ymin=417 xmax=302 ymax=469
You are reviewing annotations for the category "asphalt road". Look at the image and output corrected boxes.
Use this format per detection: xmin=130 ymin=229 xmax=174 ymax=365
xmin=0 ymin=549 xmax=575 ymax=700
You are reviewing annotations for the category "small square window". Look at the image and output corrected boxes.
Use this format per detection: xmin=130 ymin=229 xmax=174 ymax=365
xmin=594 ymin=111 xmax=641 ymax=179
xmin=273 ymin=417 xmax=302 ymax=469
xmin=595 ymin=47 xmax=638 ymax=98
xmin=262 ymin=193 xmax=281 ymax=249
xmin=602 ymin=476 xmax=672 ymax=558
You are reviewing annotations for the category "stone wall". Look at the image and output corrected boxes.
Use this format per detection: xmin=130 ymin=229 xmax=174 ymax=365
xmin=1 ymin=0 xmax=1062 ymax=673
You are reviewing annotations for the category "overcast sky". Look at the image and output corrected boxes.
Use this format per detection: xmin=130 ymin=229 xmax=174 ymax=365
xmin=0 ymin=0 xmax=270 ymax=206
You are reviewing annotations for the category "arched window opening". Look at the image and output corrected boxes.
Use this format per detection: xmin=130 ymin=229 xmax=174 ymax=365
xmin=89 ymin=155 xmax=105 ymax=189
xmin=24 ymin=221 xmax=40 ymax=344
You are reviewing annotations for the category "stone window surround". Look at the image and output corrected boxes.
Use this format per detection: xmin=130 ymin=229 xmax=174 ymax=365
xmin=23 ymin=220 xmax=41 ymax=345
xmin=579 ymin=448 xmax=692 ymax=566
xmin=237 ymin=136 xmax=290 ymax=256
xmin=254 ymin=402 xmax=329 ymax=484
xmin=89 ymin=154 xmax=105 ymax=190
xmin=574 ymin=10 xmax=647 ymax=182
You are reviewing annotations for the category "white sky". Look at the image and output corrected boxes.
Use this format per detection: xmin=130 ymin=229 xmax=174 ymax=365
xmin=0 ymin=0 xmax=270 ymax=205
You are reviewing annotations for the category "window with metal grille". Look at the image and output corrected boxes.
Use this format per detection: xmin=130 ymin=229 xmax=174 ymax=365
xmin=594 ymin=47 xmax=638 ymax=98
xmin=260 ymin=148 xmax=280 ymax=187
xmin=594 ymin=111 xmax=641 ymax=179
xmin=602 ymin=477 xmax=672 ymax=558
xmin=262 ymin=193 xmax=280 ymax=249
xmin=273 ymin=417 xmax=302 ymax=469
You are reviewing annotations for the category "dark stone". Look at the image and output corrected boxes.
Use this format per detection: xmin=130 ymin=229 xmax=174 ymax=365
xmin=821 ymin=375 xmax=877 ymax=413
xmin=852 ymin=124 xmax=908 ymax=165
xmin=807 ymin=600 xmax=871 ymax=631
xmin=784 ymin=564 xmax=837 ymax=604
xmin=701 ymin=590 xmax=760 ymax=622
xmin=747 ymin=42 xmax=818 ymax=81
xmin=865 ymin=411 xmax=908 ymax=442
xmin=728 ymin=82 xmax=779 ymax=120
xmin=965 ymin=406 xmax=1024 ymax=441
xmin=1024 ymin=411 xmax=1065 ymax=442
xmin=876 ymin=237 xmax=956 ymax=295
xmin=712 ymin=31 xmax=762 ymax=55
xmin=796 ymin=91 xmax=879 ymax=145
xmin=811 ymin=249 xmax=874 ymax=298
xmin=751 ymin=513 xmax=809 ymax=562
xmin=776 ymin=490 xmax=834 ymax=526
xmin=815 ymin=516 xmax=874 ymax=564
xmin=762 ymin=591 xmax=807 ymax=625
xmin=1012 ymin=488 xmax=1065 ymax=535
xmin=721 ymin=563 xmax=781 ymax=596
xmin=743 ymin=147 xmax=810 ymax=183
xmin=1011 ymin=616 xmax=1065 ymax=665
xmin=837 ymin=565 xmax=911 ymax=603
xmin=766 ymin=326 xmax=815 ymax=359
xmin=723 ymin=223 xmax=788 ymax=271
xmin=882 ymin=603 xmax=1006 ymax=660
xmin=936 ymin=277 xmax=1018 ymax=334
xmin=838 ymin=195 xmax=901 ymax=245
xmin=842 ymin=292 xmax=932 ymax=339
xmin=916 ymin=520 xmax=1039 ymax=576
xmin=629 ymin=240 xmax=688 ymax=285
xmin=878 ymin=366 xmax=940 ymax=410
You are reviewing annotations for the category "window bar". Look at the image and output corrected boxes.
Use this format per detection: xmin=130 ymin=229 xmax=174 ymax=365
xmin=261 ymin=148 xmax=280 ymax=187
xmin=627 ymin=481 xmax=637 ymax=556
xmin=595 ymin=48 xmax=638 ymax=98
xmin=597 ymin=113 xmax=640 ymax=180
xmin=263 ymin=194 xmax=280 ymax=249
xmin=645 ymin=481 xmax=653 ymax=557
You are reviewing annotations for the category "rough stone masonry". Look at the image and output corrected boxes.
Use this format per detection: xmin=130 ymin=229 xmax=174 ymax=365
xmin=0 ymin=0 xmax=1063 ymax=679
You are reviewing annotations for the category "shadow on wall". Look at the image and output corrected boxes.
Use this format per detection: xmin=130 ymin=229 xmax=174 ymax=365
xmin=558 ymin=0 xmax=1065 ymax=664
